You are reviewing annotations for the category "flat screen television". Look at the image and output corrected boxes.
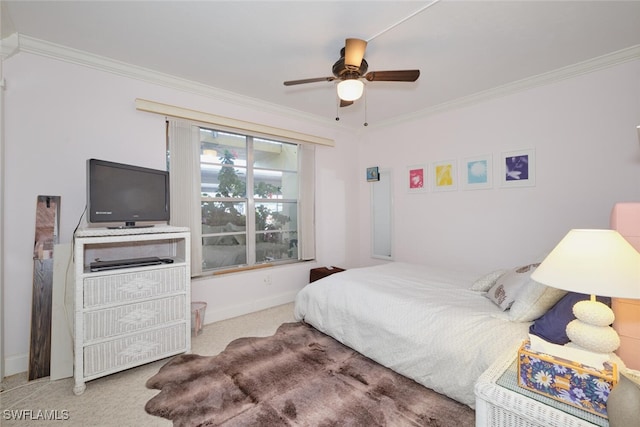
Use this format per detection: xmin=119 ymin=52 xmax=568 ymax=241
xmin=87 ymin=158 xmax=170 ymax=228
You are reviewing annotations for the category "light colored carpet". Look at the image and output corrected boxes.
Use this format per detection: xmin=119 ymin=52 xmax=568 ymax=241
xmin=0 ymin=303 xmax=296 ymax=426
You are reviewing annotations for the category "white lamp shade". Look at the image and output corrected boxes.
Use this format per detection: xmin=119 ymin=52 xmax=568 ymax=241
xmin=337 ymin=79 xmax=364 ymax=101
xmin=531 ymin=229 xmax=640 ymax=298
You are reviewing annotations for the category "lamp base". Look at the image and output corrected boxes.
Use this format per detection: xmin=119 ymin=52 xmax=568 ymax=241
xmin=567 ymin=299 xmax=620 ymax=354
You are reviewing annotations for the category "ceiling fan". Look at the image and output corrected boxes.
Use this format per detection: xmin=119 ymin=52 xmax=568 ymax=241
xmin=283 ymin=38 xmax=420 ymax=107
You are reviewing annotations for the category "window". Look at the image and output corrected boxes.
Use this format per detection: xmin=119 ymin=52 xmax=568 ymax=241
xmin=199 ymin=127 xmax=300 ymax=271
xmin=167 ymin=119 xmax=315 ymax=277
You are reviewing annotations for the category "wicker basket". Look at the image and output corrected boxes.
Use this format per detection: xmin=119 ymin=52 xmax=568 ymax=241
xmin=191 ymin=301 xmax=207 ymax=336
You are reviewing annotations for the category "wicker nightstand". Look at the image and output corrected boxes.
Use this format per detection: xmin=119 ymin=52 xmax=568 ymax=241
xmin=475 ymin=344 xmax=609 ymax=427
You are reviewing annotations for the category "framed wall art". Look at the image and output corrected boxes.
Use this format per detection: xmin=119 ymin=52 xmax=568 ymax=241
xmin=366 ymin=166 xmax=380 ymax=182
xmin=407 ymin=165 xmax=427 ymax=193
xmin=432 ymin=159 xmax=457 ymax=192
xmin=501 ymin=149 xmax=536 ymax=187
xmin=462 ymin=154 xmax=492 ymax=190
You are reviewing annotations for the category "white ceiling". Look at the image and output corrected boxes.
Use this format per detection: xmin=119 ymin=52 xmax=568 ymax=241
xmin=3 ymin=1 xmax=640 ymax=129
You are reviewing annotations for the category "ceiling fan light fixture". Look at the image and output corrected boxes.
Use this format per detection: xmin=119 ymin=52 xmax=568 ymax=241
xmin=337 ymin=79 xmax=364 ymax=101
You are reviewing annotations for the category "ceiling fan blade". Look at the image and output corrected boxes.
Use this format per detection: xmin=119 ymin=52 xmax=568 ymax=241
xmin=340 ymin=100 xmax=354 ymax=108
xmin=364 ymin=70 xmax=420 ymax=82
xmin=283 ymin=76 xmax=335 ymax=86
xmin=344 ymin=38 xmax=367 ymax=68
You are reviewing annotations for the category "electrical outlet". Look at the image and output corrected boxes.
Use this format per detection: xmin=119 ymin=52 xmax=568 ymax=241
xmin=264 ymin=274 xmax=272 ymax=286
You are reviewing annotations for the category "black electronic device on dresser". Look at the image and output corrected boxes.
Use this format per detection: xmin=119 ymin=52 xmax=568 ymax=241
xmin=87 ymin=158 xmax=170 ymax=229
xmin=88 ymin=256 xmax=176 ymax=271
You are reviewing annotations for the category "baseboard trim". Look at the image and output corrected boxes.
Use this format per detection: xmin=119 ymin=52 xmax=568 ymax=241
xmin=203 ymin=291 xmax=298 ymax=325
xmin=4 ymin=353 xmax=28 ymax=377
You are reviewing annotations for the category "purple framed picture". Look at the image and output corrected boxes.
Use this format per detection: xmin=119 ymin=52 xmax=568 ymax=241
xmin=501 ymin=149 xmax=535 ymax=187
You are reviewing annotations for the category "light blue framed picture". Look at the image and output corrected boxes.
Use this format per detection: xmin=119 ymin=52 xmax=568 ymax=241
xmin=462 ymin=154 xmax=493 ymax=190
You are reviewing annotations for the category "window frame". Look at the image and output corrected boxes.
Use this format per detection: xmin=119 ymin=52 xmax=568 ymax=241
xmin=167 ymin=119 xmax=315 ymax=277
xmin=199 ymin=128 xmax=301 ymax=272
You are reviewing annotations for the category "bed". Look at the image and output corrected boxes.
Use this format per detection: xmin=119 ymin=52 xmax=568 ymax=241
xmin=294 ymin=261 xmax=562 ymax=408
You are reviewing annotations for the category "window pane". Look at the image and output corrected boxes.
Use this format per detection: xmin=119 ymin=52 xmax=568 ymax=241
xmin=201 ymin=130 xmax=247 ymax=198
xmin=202 ymin=201 xmax=247 ymax=271
xmin=202 ymin=236 xmax=247 ymax=270
xmin=255 ymin=231 xmax=299 ymax=263
xmin=254 ymin=139 xmax=297 ymax=170
xmin=202 ymin=201 xmax=246 ymax=229
xmin=254 ymin=170 xmax=298 ymax=199
xmin=255 ymin=202 xmax=297 ymax=233
xmin=200 ymin=129 xmax=247 ymax=164
xmin=253 ymin=139 xmax=298 ymax=200
xmin=201 ymin=164 xmax=247 ymax=198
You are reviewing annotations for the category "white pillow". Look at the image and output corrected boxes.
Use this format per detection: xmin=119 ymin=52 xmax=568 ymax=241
xmin=470 ymin=269 xmax=508 ymax=292
xmin=486 ymin=263 xmax=540 ymax=311
xmin=509 ymin=281 xmax=567 ymax=322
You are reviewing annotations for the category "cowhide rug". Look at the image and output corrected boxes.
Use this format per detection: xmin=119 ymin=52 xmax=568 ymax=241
xmin=145 ymin=322 xmax=475 ymax=426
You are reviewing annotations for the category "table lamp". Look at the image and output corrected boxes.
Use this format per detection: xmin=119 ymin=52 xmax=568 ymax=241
xmin=530 ymin=229 xmax=640 ymax=354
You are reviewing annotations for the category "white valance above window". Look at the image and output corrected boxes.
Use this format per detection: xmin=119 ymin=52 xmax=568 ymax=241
xmin=135 ymin=98 xmax=334 ymax=147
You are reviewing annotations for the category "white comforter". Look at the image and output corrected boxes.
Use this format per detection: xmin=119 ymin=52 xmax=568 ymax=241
xmin=294 ymin=262 xmax=530 ymax=407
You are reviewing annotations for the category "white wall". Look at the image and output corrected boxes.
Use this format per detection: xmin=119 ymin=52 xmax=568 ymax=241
xmin=4 ymin=49 xmax=639 ymax=377
xmin=2 ymin=52 xmax=359 ymax=375
xmin=356 ymin=59 xmax=640 ymax=274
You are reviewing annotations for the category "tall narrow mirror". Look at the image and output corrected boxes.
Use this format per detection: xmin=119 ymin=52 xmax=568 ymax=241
xmin=371 ymin=169 xmax=392 ymax=259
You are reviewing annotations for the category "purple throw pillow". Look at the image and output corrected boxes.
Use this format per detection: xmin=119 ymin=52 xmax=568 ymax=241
xmin=529 ymin=292 xmax=611 ymax=345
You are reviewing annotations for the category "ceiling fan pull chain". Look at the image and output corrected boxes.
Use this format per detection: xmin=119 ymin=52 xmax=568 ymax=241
xmin=363 ymin=87 xmax=368 ymax=127
xmin=335 ymin=96 xmax=340 ymax=121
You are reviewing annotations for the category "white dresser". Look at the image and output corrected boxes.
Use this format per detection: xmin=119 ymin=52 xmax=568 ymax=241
xmin=72 ymin=226 xmax=191 ymax=395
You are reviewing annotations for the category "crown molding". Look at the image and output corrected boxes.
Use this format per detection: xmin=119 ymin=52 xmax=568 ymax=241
xmin=371 ymin=44 xmax=640 ymax=130
xmin=16 ymin=35 xmax=345 ymax=130
xmin=15 ymin=35 xmax=640 ymax=132
xmin=1 ymin=33 xmax=19 ymax=60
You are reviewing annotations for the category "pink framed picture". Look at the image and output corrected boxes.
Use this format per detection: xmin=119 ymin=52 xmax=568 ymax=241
xmin=408 ymin=165 xmax=426 ymax=192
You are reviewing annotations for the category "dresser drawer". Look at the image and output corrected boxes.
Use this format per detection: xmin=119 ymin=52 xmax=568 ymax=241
xmin=83 ymin=295 xmax=186 ymax=341
xmin=83 ymin=323 xmax=186 ymax=377
xmin=83 ymin=267 xmax=186 ymax=308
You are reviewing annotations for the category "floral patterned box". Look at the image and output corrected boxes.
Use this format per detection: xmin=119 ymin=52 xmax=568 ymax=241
xmin=517 ymin=340 xmax=618 ymax=418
